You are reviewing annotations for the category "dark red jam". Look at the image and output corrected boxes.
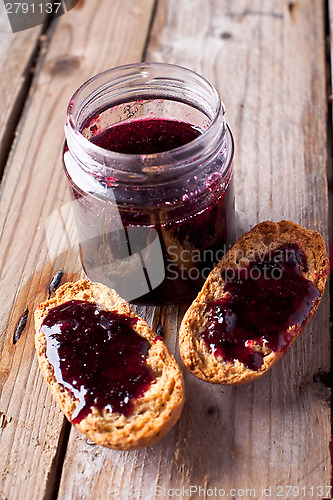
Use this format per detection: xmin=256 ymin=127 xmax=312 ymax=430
xmin=64 ymin=116 xmax=234 ymax=304
xmin=90 ymin=118 xmax=201 ymax=154
xmin=201 ymin=243 xmax=320 ymax=371
xmin=41 ymin=300 xmax=153 ymax=423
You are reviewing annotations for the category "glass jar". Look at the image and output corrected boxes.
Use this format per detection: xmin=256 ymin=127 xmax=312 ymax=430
xmin=63 ymin=63 xmax=235 ymax=304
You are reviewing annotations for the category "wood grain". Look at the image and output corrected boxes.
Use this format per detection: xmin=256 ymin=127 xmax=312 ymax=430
xmin=146 ymin=0 xmax=331 ymax=493
xmin=0 ymin=2 xmax=44 ymax=172
xmin=59 ymin=0 xmax=330 ymax=498
xmin=0 ymin=1 xmax=155 ymax=499
xmin=0 ymin=0 xmax=330 ymax=499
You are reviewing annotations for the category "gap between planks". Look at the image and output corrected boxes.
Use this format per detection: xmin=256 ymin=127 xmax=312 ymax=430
xmin=141 ymin=0 xmax=159 ymax=62
xmin=0 ymin=2 xmax=63 ymax=180
xmin=43 ymin=417 xmax=71 ymax=500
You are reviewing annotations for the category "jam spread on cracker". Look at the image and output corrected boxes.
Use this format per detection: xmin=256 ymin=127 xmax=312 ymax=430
xmin=41 ymin=300 xmax=153 ymax=423
xmin=201 ymin=243 xmax=320 ymax=370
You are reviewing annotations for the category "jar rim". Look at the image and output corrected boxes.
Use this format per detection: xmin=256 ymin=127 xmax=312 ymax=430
xmin=65 ymin=62 xmax=227 ymax=172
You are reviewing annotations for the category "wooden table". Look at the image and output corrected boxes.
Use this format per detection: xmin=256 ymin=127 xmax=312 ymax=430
xmin=0 ymin=1 xmax=332 ymax=499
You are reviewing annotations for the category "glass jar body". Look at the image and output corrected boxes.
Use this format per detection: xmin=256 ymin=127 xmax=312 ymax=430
xmin=63 ymin=63 xmax=235 ymax=303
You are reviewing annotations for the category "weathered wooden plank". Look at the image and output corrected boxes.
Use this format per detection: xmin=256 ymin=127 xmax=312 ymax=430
xmin=0 ymin=1 xmax=156 ymax=499
xmin=0 ymin=2 xmax=44 ymax=172
xmin=146 ymin=0 xmax=331 ymax=494
xmin=58 ymin=1 xmax=330 ymax=499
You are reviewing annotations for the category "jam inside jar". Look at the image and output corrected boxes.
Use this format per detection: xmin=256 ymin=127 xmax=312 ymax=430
xmin=63 ymin=63 xmax=235 ymax=304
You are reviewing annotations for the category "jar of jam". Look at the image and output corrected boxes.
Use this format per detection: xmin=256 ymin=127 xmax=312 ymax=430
xmin=63 ymin=63 xmax=235 ymax=304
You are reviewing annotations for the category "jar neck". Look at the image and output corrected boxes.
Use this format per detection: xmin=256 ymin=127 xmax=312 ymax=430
xmin=64 ymin=63 xmax=228 ymax=187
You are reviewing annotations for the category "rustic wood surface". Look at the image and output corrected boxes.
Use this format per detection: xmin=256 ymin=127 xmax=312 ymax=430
xmin=0 ymin=1 xmax=156 ymax=499
xmin=0 ymin=1 xmax=331 ymax=499
xmin=0 ymin=1 xmax=46 ymax=172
